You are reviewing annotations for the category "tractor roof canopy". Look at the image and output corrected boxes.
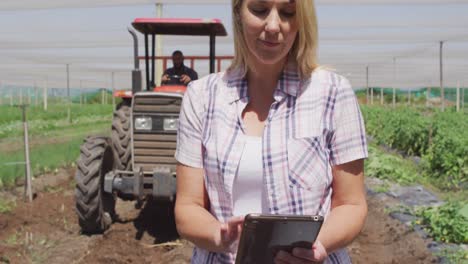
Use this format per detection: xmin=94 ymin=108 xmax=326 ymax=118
xmin=132 ymin=18 xmax=227 ymax=36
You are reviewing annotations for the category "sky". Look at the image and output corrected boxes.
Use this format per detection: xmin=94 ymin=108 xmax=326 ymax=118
xmin=0 ymin=1 xmax=467 ymax=91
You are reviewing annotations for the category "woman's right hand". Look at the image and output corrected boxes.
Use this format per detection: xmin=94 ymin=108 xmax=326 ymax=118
xmin=214 ymin=216 xmax=245 ymax=253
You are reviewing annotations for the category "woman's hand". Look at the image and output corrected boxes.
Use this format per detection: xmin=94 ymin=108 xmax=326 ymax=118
xmin=214 ymin=216 xmax=245 ymax=253
xmin=274 ymin=240 xmax=327 ymax=264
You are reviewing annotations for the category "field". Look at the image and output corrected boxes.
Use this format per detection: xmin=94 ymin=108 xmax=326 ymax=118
xmin=0 ymin=103 xmax=113 ymax=188
xmin=0 ymin=102 xmax=467 ymax=263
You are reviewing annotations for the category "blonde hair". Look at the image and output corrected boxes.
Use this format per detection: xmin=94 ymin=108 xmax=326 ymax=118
xmin=229 ymin=0 xmax=319 ymax=79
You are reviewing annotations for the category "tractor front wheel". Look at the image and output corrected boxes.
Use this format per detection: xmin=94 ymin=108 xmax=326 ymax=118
xmin=75 ymin=136 xmax=116 ymax=234
xmin=111 ymin=103 xmax=131 ymax=171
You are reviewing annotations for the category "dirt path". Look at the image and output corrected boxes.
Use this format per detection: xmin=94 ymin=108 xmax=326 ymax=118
xmin=0 ymin=169 xmax=437 ymax=264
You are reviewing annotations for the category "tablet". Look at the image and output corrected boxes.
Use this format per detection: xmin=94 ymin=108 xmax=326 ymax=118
xmin=235 ymin=214 xmax=324 ymax=264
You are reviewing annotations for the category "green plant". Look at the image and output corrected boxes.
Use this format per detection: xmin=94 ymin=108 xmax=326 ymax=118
xmin=422 ymin=110 xmax=468 ymax=190
xmin=373 ymin=182 xmax=391 ymax=193
xmin=362 ymin=105 xmax=468 ymax=190
xmin=415 ymin=201 xmax=468 ymax=244
xmin=5 ymin=232 xmax=18 ymax=245
xmin=365 ymin=144 xmax=419 ymax=184
xmin=435 ymin=247 xmax=468 ymax=264
xmin=0 ymin=199 xmax=15 ymax=214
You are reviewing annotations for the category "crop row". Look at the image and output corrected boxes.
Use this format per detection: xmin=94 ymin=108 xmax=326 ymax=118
xmin=361 ymin=106 xmax=467 ymax=190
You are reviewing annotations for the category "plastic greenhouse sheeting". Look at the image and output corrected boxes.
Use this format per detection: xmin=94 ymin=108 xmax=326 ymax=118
xmin=0 ymin=1 xmax=467 ymax=90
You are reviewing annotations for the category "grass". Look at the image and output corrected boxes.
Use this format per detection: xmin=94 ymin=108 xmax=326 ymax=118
xmin=5 ymin=232 xmax=18 ymax=245
xmin=0 ymin=199 xmax=16 ymax=214
xmin=0 ymin=128 xmax=109 ymax=188
xmin=365 ymin=143 xmax=422 ymax=185
xmin=0 ymin=103 xmax=113 ymax=189
xmin=0 ymin=104 xmax=113 ymax=139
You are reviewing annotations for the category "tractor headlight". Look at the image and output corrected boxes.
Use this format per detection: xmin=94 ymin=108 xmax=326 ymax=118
xmin=163 ymin=118 xmax=179 ymax=131
xmin=134 ymin=117 xmax=152 ymax=131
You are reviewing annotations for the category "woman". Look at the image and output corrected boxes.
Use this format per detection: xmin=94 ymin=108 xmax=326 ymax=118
xmin=175 ymin=0 xmax=368 ymax=263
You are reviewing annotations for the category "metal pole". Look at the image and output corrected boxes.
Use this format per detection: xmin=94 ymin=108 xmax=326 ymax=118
xmin=20 ymin=87 xmax=23 ymax=104
xmin=209 ymin=34 xmax=216 ymax=74
xmin=393 ymin=57 xmax=396 ymax=108
xmin=456 ymin=81 xmax=460 ymax=112
xmin=155 ymin=3 xmax=163 ymax=86
xmin=80 ymin=80 xmax=83 ymax=106
xmin=440 ymin=41 xmax=444 ymax=111
xmin=462 ymin=85 xmax=465 ymax=111
xmin=0 ymin=81 xmax=2 ymax=106
xmin=43 ymin=76 xmax=48 ymax=111
xmin=111 ymin=72 xmax=115 ymax=107
xmin=368 ymin=66 xmax=373 ymax=105
xmin=34 ymin=82 xmax=38 ymax=106
xmin=66 ymin=64 xmax=71 ymax=123
xmin=20 ymin=105 xmax=33 ymax=202
xmin=28 ymin=87 xmax=31 ymax=105
xmin=408 ymin=89 xmax=411 ymax=106
xmin=151 ymin=34 xmax=156 ymax=88
xmin=145 ymin=34 xmax=150 ymax=91
xmin=366 ymin=66 xmax=369 ymax=105
xmin=10 ymin=86 xmax=14 ymax=106
xmin=380 ymin=87 xmax=384 ymax=105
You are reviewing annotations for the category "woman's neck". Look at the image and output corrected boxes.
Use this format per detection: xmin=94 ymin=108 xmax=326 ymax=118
xmin=246 ymin=56 xmax=287 ymax=99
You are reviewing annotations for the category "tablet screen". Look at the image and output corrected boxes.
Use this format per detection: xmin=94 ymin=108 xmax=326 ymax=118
xmin=235 ymin=214 xmax=323 ymax=264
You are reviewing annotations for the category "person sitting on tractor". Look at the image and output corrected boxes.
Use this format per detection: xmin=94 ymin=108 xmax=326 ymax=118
xmin=161 ymin=50 xmax=198 ymax=85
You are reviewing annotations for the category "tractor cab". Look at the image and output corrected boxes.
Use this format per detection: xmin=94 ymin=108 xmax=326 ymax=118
xmin=75 ymin=18 xmax=228 ymax=234
xmin=117 ymin=18 xmax=227 ymax=97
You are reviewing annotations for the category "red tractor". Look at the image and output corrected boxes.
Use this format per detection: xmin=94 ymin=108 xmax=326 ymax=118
xmin=75 ymin=18 xmax=227 ymax=233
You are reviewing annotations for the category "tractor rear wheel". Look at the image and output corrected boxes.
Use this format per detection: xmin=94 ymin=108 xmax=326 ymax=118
xmin=75 ymin=136 xmax=115 ymax=234
xmin=111 ymin=104 xmax=131 ymax=171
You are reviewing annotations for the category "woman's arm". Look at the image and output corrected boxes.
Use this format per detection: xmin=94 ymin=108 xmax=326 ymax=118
xmin=274 ymin=159 xmax=368 ymax=263
xmin=175 ymin=163 xmax=243 ymax=253
xmin=317 ymin=158 xmax=368 ymax=253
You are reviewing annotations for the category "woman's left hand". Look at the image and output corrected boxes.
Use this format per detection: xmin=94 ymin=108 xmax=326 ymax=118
xmin=274 ymin=240 xmax=327 ymax=264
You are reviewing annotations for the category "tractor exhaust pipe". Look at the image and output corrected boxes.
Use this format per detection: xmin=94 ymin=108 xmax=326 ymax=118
xmin=128 ymin=28 xmax=142 ymax=93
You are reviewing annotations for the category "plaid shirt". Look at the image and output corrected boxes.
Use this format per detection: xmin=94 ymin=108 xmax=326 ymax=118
xmin=176 ymin=60 xmax=368 ymax=264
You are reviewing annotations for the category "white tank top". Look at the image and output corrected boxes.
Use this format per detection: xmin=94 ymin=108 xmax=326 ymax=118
xmin=232 ymin=135 xmax=269 ymax=216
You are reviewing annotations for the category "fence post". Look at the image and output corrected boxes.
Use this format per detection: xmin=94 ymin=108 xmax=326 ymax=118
xmin=20 ymin=88 xmax=23 ymax=105
xmin=27 ymin=87 xmax=31 ymax=105
xmin=112 ymin=72 xmax=115 ymax=107
xmin=462 ymin=87 xmax=465 ymax=111
xmin=43 ymin=78 xmax=48 ymax=111
xmin=79 ymin=80 xmax=83 ymax=106
xmin=19 ymin=105 xmax=33 ymax=202
xmin=10 ymin=87 xmax=14 ymax=106
xmin=407 ymin=89 xmax=411 ymax=106
xmin=380 ymin=87 xmax=384 ymax=105
xmin=34 ymin=83 xmax=38 ymax=106
xmin=66 ymin=64 xmax=71 ymax=124
xmin=456 ymin=81 xmax=460 ymax=112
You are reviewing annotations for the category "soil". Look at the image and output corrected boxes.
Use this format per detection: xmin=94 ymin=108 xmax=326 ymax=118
xmin=0 ymin=168 xmax=438 ymax=264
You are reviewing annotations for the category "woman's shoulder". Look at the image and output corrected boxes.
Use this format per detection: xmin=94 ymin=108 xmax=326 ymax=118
xmin=298 ymin=68 xmax=353 ymax=97
xmin=186 ymin=72 xmax=224 ymax=95
xmin=308 ymin=68 xmax=351 ymax=89
xmin=189 ymin=72 xmax=224 ymax=88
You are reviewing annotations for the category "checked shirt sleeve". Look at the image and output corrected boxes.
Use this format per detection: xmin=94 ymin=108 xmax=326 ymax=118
xmin=328 ymin=77 xmax=368 ymax=166
xmin=175 ymin=81 xmax=205 ymax=168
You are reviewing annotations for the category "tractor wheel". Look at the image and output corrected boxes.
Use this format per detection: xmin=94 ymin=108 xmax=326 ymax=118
xmin=75 ymin=136 xmax=116 ymax=234
xmin=111 ymin=104 xmax=131 ymax=171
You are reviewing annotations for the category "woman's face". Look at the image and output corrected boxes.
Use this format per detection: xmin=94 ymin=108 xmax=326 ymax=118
xmin=240 ymin=0 xmax=298 ymax=66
